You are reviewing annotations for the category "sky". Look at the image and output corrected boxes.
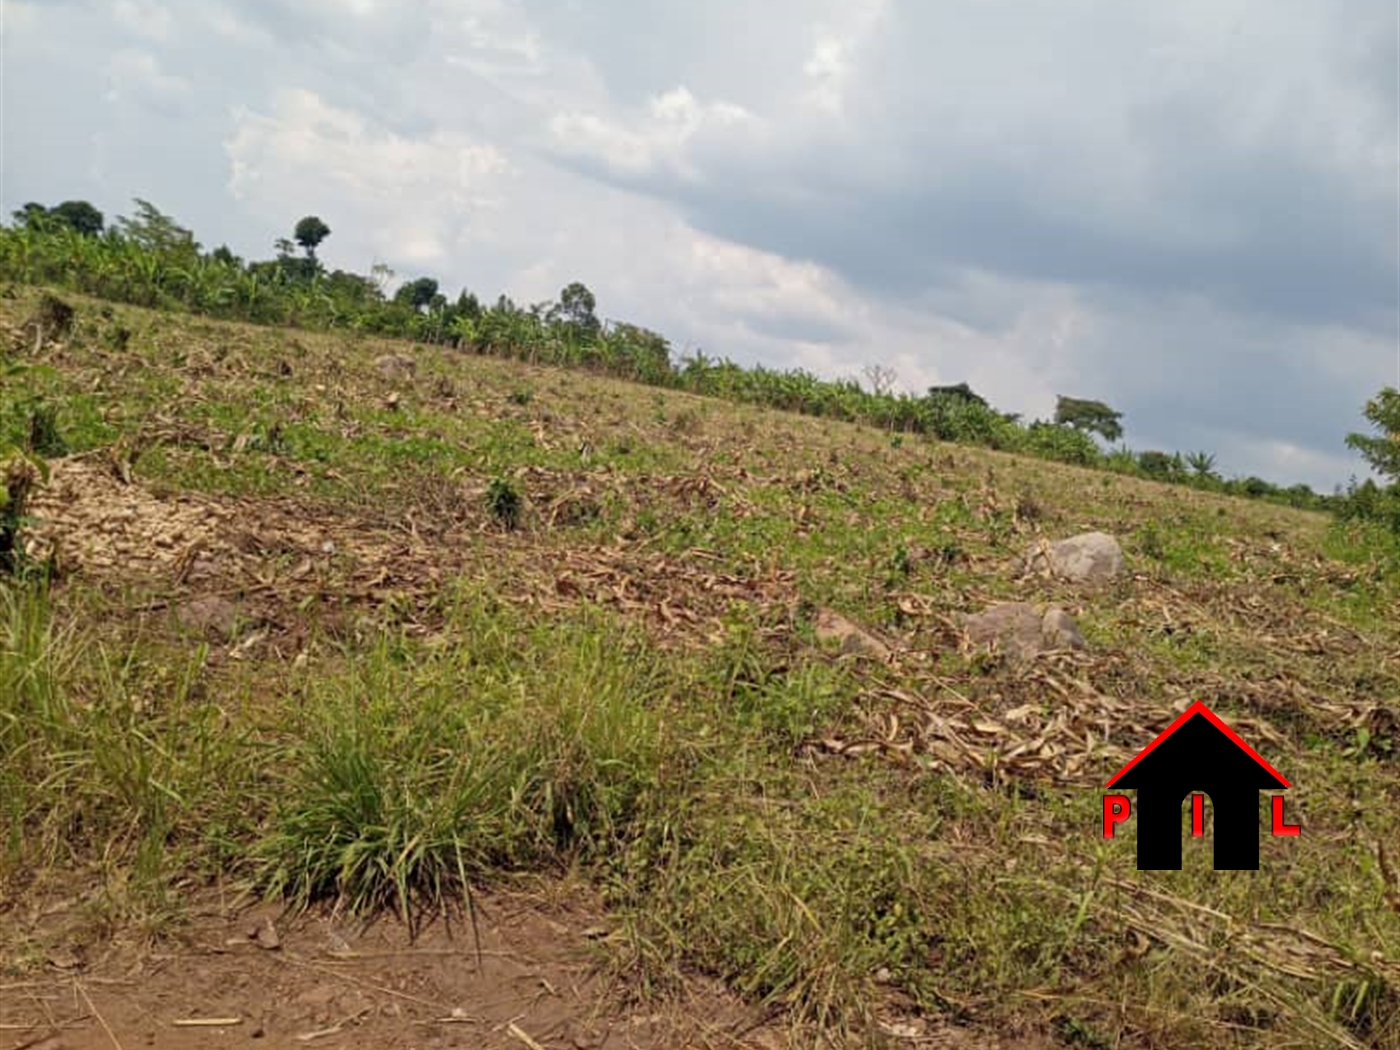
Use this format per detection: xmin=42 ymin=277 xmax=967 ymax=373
xmin=2 ymin=0 xmax=1397 ymax=490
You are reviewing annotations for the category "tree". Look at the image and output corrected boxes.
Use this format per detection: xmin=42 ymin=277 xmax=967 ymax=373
xmin=395 ymin=276 xmax=439 ymax=312
xmin=210 ymin=245 xmax=243 ymax=268
xmin=1137 ymin=450 xmax=1181 ymax=480
xmin=549 ymin=281 xmax=600 ymax=338
xmin=50 ymin=200 xmax=104 ymax=236
xmin=1185 ymin=450 xmax=1218 ymax=478
xmin=1345 ymin=387 xmax=1400 ymax=482
xmin=293 ymin=215 xmax=331 ymax=258
xmin=1055 ymin=395 xmax=1124 ymax=443
xmin=862 ymin=363 xmax=898 ymax=397
xmin=116 ymin=199 xmax=198 ymax=257
xmin=453 ymin=290 xmax=483 ymax=320
xmin=11 ymin=203 xmax=50 ymax=229
xmin=927 ymin=382 xmax=989 ymax=407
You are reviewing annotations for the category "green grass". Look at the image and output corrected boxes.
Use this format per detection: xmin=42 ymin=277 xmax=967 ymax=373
xmin=3 ymin=287 xmax=1400 ymax=1048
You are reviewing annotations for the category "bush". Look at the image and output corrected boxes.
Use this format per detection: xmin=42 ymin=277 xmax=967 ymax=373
xmin=1337 ymin=478 xmax=1400 ymax=532
xmin=1023 ymin=422 xmax=1102 ymax=466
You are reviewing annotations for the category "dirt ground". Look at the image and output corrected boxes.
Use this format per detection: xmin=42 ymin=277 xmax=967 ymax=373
xmin=2 ymin=887 xmax=780 ymax=1050
xmin=1 ymin=888 xmax=1059 ymax=1050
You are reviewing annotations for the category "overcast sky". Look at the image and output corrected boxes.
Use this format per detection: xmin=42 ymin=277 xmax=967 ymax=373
xmin=3 ymin=0 xmax=1397 ymax=489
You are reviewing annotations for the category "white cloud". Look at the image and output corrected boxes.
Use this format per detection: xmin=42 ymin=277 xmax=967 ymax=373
xmin=111 ymin=0 xmax=175 ymax=42
xmin=224 ymin=89 xmax=509 ymax=270
xmin=549 ymin=86 xmax=761 ymax=182
xmin=800 ymin=0 xmax=885 ymax=116
xmin=103 ymin=50 xmax=190 ymax=113
xmin=3 ymin=0 xmax=1393 ymax=491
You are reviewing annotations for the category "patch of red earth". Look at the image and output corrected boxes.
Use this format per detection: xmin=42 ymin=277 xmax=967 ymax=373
xmin=1 ymin=890 xmax=779 ymax=1050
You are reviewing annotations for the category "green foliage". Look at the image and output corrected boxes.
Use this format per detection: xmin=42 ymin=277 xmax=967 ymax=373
xmin=0 ymin=455 xmax=42 ymax=576
xmin=1346 ymin=387 xmax=1400 ymax=482
xmin=1024 ymin=421 xmax=1102 ymax=465
xmin=0 ymin=198 xmax=1317 ymax=505
xmin=486 ymin=476 xmax=522 ymax=530
xmin=549 ymin=281 xmax=600 ymax=340
xmin=115 ymin=198 xmax=199 ymax=258
xmin=1338 ymin=478 xmax=1400 ymax=532
xmin=23 ymin=401 xmax=67 ymax=457
xmin=395 ymin=276 xmax=440 ymax=312
xmin=1136 ymin=449 xmax=1184 ymax=481
xmin=256 ymin=612 xmax=666 ymax=920
xmin=1055 ymin=395 xmax=1124 ymax=443
xmin=1185 ymin=450 xmax=1218 ymax=478
xmin=293 ymin=215 xmax=331 ymax=258
xmin=926 ymin=381 xmax=988 ymax=407
xmin=51 ymin=201 xmax=105 ymax=237
xmin=11 ymin=200 xmax=104 ymax=237
xmin=0 ymin=584 xmax=239 ymax=884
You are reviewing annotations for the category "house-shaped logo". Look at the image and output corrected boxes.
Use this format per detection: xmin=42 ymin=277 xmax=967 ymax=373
xmin=1102 ymin=701 xmax=1300 ymax=870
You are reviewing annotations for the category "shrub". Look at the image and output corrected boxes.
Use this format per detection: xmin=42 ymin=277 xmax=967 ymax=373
xmin=486 ymin=476 xmax=522 ymax=530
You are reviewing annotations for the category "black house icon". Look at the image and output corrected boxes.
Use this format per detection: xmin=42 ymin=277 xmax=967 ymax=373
xmin=1106 ymin=701 xmax=1290 ymax=870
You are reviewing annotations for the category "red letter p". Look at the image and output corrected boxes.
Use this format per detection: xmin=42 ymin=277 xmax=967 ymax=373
xmin=1103 ymin=794 xmax=1132 ymax=838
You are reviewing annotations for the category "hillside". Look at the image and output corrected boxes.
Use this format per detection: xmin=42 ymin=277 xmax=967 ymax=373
xmin=2 ymin=287 xmax=1398 ymax=1049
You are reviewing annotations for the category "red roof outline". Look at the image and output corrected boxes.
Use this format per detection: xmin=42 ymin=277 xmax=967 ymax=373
xmin=1105 ymin=700 xmax=1290 ymax=789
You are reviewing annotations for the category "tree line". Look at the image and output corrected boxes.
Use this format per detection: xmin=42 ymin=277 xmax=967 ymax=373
xmin=3 ymin=197 xmax=1395 ymax=526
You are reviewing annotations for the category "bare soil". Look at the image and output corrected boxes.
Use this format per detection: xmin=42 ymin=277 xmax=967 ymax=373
xmin=2 ymin=888 xmax=778 ymax=1050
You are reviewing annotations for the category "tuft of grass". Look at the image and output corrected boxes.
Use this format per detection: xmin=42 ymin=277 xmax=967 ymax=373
xmin=254 ymin=606 xmax=667 ymax=928
xmin=0 ymin=583 xmax=249 ymax=915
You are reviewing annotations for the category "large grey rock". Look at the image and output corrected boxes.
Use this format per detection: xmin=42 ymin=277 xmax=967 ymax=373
xmin=1026 ymin=531 xmax=1124 ymax=583
xmin=960 ymin=602 xmax=1087 ymax=663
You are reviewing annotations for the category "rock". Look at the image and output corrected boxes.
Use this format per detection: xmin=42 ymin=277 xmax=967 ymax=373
xmin=1041 ymin=607 xmax=1088 ymax=651
xmin=252 ymin=917 xmax=281 ymax=951
xmin=175 ymin=596 xmax=242 ymax=639
xmin=960 ymin=602 xmax=1087 ymax=663
xmin=1026 ymin=531 xmax=1123 ymax=583
xmin=374 ymin=353 xmax=415 ymax=381
xmin=814 ymin=608 xmax=893 ymax=661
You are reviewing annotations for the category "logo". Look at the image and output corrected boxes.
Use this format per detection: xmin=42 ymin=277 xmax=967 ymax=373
xmin=1102 ymin=701 xmax=1300 ymax=870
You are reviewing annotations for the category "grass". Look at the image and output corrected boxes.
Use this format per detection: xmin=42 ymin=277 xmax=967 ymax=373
xmin=2 ymin=286 xmax=1400 ymax=1047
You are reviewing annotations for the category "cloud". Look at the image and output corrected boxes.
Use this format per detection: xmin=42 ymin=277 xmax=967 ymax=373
xmin=224 ymin=89 xmax=509 ymax=269
xmin=109 ymin=0 xmax=176 ymax=42
xmin=548 ymin=87 xmax=762 ymax=182
xmin=4 ymin=0 xmax=1395 ymax=491
xmin=103 ymin=50 xmax=191 ymax=116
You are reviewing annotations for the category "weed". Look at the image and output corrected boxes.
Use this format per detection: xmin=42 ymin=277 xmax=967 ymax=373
xmin=0 ymin=455 xmax=44 ymax=576
xmin=25 ymin=401 xmax=67 ymax=457
xmin=486 ymin=476 xmax=522 ymax=530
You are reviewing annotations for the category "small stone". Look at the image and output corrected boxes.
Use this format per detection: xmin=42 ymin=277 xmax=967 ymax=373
xmin=253 ymin=918 xmax=281 ymax=951
xmin=814 ymin=608 xmax=893 ymax=661
xmin=174 ymin=596 xmax=242 ymax=640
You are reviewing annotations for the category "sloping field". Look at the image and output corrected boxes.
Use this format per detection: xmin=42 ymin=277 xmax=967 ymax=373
xmin=2 ymin=288 xmax=1398 ymax=1049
